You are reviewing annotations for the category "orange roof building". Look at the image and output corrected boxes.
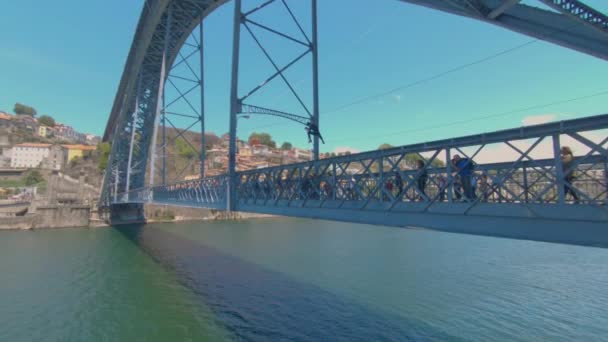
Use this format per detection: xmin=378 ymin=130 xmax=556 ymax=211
xmin=62 ymin=144 xmax=97 ymax=162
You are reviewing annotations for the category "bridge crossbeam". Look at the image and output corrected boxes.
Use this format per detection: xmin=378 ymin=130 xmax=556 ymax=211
xmin=112 ymin=113 xmax=608 ymax=247
xmin=102 ymin=0 xmax=608 ymax=247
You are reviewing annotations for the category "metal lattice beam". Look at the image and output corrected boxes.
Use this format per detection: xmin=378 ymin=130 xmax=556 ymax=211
xmin=538 ymin=0 xmax=608 ymax=35
xmin=101 ymin=0 xmax=608 ymax=208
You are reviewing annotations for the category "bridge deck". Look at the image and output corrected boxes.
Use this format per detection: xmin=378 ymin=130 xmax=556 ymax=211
xmin=112 ymin=113 xmax=608 ymax=248
xmin=102 ymin=0 xmax=608 ymax=247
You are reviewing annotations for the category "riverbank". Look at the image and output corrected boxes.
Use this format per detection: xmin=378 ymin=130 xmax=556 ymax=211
xmin=0 ymin=203 xmax=276 ymax=230
xmin=144 ymin=203 xmax=276 ymax=224
xmin=0 ymin=204 xmax=91 ymax=230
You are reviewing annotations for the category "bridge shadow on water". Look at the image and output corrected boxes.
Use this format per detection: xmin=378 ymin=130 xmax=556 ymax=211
xmin=115 ymin=224 xmax=461 ymax=341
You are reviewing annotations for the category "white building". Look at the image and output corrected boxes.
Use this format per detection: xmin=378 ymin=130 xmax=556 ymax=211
xmin=85 ymin=134 xmax=101 ymax=145
xmin=252 ymin=144 xmax=270 ymax=156
xmin=293 ymin=148 xmax=312 ymax=161
xmin=11 ymin=143 xmax=51 ymax=168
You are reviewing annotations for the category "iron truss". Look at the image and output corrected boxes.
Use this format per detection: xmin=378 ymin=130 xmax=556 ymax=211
xmin=101 ymin=0 xmax=608 ymax=213
xmin=115 ymin=113 xmax=608 ymax=247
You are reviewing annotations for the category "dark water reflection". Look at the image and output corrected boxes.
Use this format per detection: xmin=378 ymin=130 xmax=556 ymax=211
xmin=118 ymin=224 xmax=457 ymax=341
xmin=1 ymin=219 xmax=607 ymax=341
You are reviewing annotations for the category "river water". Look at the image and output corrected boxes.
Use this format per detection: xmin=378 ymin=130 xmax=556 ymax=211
xmin=1 ymin=218 xmax=607 ymax=341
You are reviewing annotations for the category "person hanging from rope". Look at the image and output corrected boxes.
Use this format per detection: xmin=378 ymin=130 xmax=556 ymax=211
xmin=305 ymin=121 xmax=325 ymax=144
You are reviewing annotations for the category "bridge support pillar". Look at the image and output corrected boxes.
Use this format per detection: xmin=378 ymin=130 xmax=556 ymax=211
xmin=312 ymin=0 xmax=320 ymax=161
xmin=228 ymin=0 xmax=242 ymax=212
xmin=227 ymin=0 xmax=321 ymax=193
xmin=109 ymin=203 xmax=146 ymax=226
xmin=149 ymin=5 xmax=172 ymax=187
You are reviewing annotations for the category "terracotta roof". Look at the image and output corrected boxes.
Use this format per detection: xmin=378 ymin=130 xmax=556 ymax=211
xmin=61 ymin=144 xmax=96 ymax=150
xmin=0 ymin=113 xmax=12 ymax=120
xmin=15 ymin=143 xmax=51 ymax=148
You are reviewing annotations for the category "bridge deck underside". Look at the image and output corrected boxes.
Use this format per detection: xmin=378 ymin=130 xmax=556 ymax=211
xmin=236 ymin=201 xmax=608 ymax=248
xmin=103 ymin=0 xmax=608 ymax=247
xmin=113 ymin=113 xmax=608 ymax=248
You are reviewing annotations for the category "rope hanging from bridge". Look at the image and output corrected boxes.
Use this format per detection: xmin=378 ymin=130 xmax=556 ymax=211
xmin=239 ymin=103 xmax=325 ymax=144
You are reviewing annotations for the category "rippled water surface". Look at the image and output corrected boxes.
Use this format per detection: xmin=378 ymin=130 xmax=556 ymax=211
xmin=1 ymin=218 xmax=607 ymax=341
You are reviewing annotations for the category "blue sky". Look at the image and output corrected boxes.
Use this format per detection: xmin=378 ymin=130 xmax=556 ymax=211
xmin=1 ymin=0 xmax=607 ymax=153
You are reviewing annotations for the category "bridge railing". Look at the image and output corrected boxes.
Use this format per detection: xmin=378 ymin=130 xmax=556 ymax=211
xmin=151 ymin=175 xmax=228 ymax=209
xmin=114 ymin=174 xmax=228 ymax=210
xmin=236 ymin=115 xmax=608 ymax=218
xmin=109 ymin=114 xmax=608 ymax=221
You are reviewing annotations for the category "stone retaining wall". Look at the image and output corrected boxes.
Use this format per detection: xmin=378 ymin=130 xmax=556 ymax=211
xmin=0 ymin=216 xmax=35 ymax=230
xmin=0 ymin=206 xmax=91 ymax=230
xmin=34 ymin=206 xmax=90 ymax=229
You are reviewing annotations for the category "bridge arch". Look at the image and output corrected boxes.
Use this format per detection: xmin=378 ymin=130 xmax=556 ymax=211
xmin=101 ymin=0 xmax=608 ymax=247
xmin=104 ymin=0 xmax=608 ymax=141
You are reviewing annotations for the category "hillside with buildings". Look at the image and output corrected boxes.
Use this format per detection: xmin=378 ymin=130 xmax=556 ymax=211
xmin=0 ymin=107 xmax=103 ymax=200
xmin=0 ymin=104 xmax=434 ymax=227
xmin=158 ymin=128 xmax=319 ymax=183
xmin=0 ymin=104 xmax=321 ymax=201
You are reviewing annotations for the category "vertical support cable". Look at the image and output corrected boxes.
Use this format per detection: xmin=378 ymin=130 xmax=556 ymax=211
xmin=604 ymin=160 xmax=608 ymax=205
xmin=378 ymin=156 xmax=384 ymax=200
xmin=553 ymin=134 xmax=566 ymax=204
xmin=199 ymin=21 xmax=206 ymax=179
xmin=523 ymin=165 xmax=529 ymax=203
xmin=150 ymin=6 xmax=172 ymax=187
xmin=446 ymin=148 xmax=453 ymax=203
xmin=113 ymin=166 xmax=119 ymax=203
xmin=228 ymin=0 xmax=242 ymax=211
xmin=125 ymin=74 xmax=141 ymax=196
xmin=162 ymin=88 xmax=167 ymax=185
xmin=332 ymin=162 xmax=337 ymax=200
xmin=311 ymin=0 xmax=320 ymax=160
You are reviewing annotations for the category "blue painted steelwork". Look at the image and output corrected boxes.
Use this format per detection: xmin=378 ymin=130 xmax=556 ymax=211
xmin=115 ymin=174 xmax=228 ymax=210
xmin=538 ymin=0 xmax=608 ymax=35
xmin=112 ymin=114 xmax=608 ymax=247
xmin=101 ymin=0 xmax=608 ymax=246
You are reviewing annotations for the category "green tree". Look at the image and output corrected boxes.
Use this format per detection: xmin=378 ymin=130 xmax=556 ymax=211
xmin=98 ymin=142 xmax=111 ymax=171
xmin=378 ymin=143 xmax=395 ymax=150
xmin=403 ymin=154 xmax=446 ymax=168
xmin=38 ymin=115 xmax=55 ymax=127
xmin=176 ymin=137 xmax=197 ymax=160
xmin=14 ymin=103 xmax=37 ymax=116
xmin=405 ymin=153 xmax=423 ymax=167
xmin=23 ymin=169 xmax=44 ymax=186
xmin=69 ymin=156 xmax=83 ymax=168
xmin=249 ymin=132 xmax=275 ymax=147
xmin=205 ymin=132 xmax=220 ymax=150
xmin=280 ymin=142 xmax=292 ymax=150
xmin=431 ymin=159 xmax=446 ymax=168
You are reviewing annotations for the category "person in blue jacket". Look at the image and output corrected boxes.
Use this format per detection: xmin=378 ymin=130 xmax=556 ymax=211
xmin=451 ymin=154 xmax=475 ymax=201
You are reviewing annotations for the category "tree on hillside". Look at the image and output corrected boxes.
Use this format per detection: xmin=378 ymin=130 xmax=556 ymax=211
xmin=205 ymin=132 xmax=220 ymax=150
xmin=378 ymin=143 xmax=394 ymax=150
xmin=249 ymin=137 xmax=261 ymax=146
xmin=14 ymin=103 xmax=37 ymax=117
xmin=248 ymin=132 xmax=276 ymax=148
xmin=38 ymin=115 xmax=56 ymax=127
xmin=97 ymin=142 xmax=111 ymax=171
xmin=176 ymin=137 xmax=197 ymax=160
xmin=23 ymin=169 xmax=44 ymax=186
xmin=405 ymin=153 xmax=423 ymax=167
xmin=280 ymin=142 xmax=293 ymax=150
xmin=431 ymin=159 xmax=445 ymax=167
xmin=403 ymin=153 xmax=445 ymax=168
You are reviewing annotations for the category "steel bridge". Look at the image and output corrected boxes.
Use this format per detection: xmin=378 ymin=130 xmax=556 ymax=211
xmin=101 ymin=0 xmax=608 ymax=248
